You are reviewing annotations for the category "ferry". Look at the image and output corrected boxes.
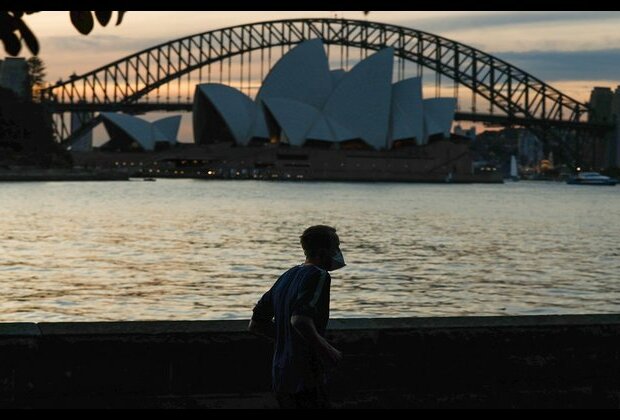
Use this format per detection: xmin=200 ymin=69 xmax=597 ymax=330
xmin=566 ymin=172 xmax=617 ymax=186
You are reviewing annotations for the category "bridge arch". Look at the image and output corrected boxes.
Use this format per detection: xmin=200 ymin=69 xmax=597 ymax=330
xmin=41 ymin=18 xmax=613 ymax=167
xmin=41 ymin=18 xmax=589 ymax=121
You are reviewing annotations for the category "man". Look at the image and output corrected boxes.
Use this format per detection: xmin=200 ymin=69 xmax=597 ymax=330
xmin=248 ymin=225 xmax=345 ymax=409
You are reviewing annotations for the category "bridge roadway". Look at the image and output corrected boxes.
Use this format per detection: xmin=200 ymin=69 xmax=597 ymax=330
xmin=46 ymin=101 xmax=612 ymax=133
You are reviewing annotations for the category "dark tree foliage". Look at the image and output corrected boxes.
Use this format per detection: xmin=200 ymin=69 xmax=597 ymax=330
xmin=0 ymin=11 xmax=126 ymax=56
xmin=0 ymin=87 xmax=71 ymax=167
xmin=26 ymin=56 xmax=46 ymax=101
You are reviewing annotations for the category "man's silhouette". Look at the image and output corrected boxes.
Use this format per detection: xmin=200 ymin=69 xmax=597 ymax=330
xmin=249 ymin=225 xmax=345 ymax=409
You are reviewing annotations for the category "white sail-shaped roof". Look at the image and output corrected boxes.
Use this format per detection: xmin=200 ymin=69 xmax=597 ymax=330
xmin=305 ymin=115 xmax=332 ymax=141
xmin=389 ymin=77 xmax=424 ymax=147
xmin=262 ymin=97 xmax=320 ymax=146
xmin=193 ymin=83 xmax=256 ymax=145
xmin=322 ymin=48 xmax=394 ymax=149
xmin=100 ymin=113 xmax=181 ymax=151
xmin=255 ymin=39 xmax=333 ymax=109
xmin=305 ymin=114 xmax=357 ymax=142
xmin=152 ymin=115 xmax=181 ymax=143
xmin=100 ymin=112 xmax=156 ymax=151
xmin=325 ymin=115 xmax=357 ymax=142
xmin=252 ymin=108 xmax=270 ymax=139
xmin=330 ymin=69 xmax=346 ymax=88
xmin=71 ymin=134 xmax=93 ymax=152
xmin=423 ymin=98 xmax=457 ymax=140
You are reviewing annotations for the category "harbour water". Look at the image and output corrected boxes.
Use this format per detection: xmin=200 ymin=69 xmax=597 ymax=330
xmin=1 ymin=179 xmax=619 ymax=322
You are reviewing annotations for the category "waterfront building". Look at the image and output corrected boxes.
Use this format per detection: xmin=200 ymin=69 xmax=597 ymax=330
xmin=589 ymin=87 xmax=613 ymax=124
xmin=589 ymin=86 xmax=620 ymax=168
xmin=72 ymin=40 xmax=502 ymax=182
xmin=518 ymin=130 xmax=544 ymax=167
xmin=0 ymin=57 xmax=29 ymax=100
xmin=611 ymin=86 xmax=620 ymax=167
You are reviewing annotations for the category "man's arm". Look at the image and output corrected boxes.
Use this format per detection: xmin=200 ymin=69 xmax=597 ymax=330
xmin=291 ymin=315 xmax=342 ymax=365
xmin=248 ymin=318 xmax=275 ymax=341
xmin=249 ymin=288 xmax=275 ymax=341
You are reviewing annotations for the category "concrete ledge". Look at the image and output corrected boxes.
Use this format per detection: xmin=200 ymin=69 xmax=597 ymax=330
xmin=19 ymin=313 xmax=620 ymax=336
xmin=1 ymin=314 xmax=619 ymax=408
xmin=0 ymin=323 xmax=41 ymax=337
xmin=327 ymin=314 xmax=620 ymax=330
xmin=37 ymin=320 xmax=251 ymax=336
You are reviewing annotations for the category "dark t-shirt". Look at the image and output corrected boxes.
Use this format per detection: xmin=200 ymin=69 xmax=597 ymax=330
xmin=252 ymin=264 xmax=331 ymax=393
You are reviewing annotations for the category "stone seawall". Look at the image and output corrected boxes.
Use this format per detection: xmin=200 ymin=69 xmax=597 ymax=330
xmin=0 ymin=315 xmax=619 ymax=408
xmin=0 ymin=169 xmax=129 ymax=181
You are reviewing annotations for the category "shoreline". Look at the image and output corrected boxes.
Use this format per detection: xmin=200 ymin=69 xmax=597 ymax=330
xmin=0 ymin=171 xmax=503 ymax=183
xmin=0 ymin=169 xmax=129 ymax=182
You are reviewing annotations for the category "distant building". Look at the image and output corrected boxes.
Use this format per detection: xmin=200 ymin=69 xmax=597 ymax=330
xmin=453 ymin=124 xmax=476 ymax=140
xmin=612 ymin=86 xmax=620 ymax=118
xmin=518 ymin=130 xmax=543 ymax=167
xmin=0 ymin=57 xmax=29 ymax=100
xmin=589 ymin=87 xmax=613 ymax=124
xmin=589 ymin=86 xmax=620 ymax=168
xmin=611 ymin=86 xmax=620 ymax=167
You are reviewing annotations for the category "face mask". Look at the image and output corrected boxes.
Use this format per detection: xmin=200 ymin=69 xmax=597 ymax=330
xmin=328 ymin=248 xmax=346 ymax=271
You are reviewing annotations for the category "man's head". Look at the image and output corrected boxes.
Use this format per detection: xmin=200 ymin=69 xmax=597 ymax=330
xmin=300 ymin=225 xmax=345 ymax=271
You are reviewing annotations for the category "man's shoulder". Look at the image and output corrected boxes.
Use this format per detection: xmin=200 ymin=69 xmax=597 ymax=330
xmin=280 ymin=264 xmax=302 ymax=277
xmin=299 ymin=265 xmax=330 ymax=285
xmin=281 ymin=264 xmax=327 ymax=281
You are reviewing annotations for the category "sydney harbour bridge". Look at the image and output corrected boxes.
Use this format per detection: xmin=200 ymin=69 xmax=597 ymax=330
xmin=38 ymin=18 xmax=615 ymax=167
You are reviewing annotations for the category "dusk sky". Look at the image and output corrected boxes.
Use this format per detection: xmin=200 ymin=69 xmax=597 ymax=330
xmin=17 ymin=10 xmax=620 ymax=141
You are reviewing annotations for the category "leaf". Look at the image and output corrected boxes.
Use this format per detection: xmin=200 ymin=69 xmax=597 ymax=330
xmin=70 ymin=11 xmax=94 ymax=35
xmin=95 ymin=11 xmax=112 ymax=26
xmin=15 ymin=18 xmax=39 ymax=55
xmin=3 ymin=31 xmax=22 ymax=56
xmin=0 ymin=12 xmax=18 ymax=32
xmin=116 ymin=11 xmax=126 ymax=26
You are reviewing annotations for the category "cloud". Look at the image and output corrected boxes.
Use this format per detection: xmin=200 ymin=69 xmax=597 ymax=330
xmin=391 ymin=11 xmax=620 ymax=33
xmin=493 ymin=49 xmax=620 ymax=82
xmin=44 ymin=35 xmax=167 ymax=55
xmin=36 ymin=15 xmax=620 ymax=93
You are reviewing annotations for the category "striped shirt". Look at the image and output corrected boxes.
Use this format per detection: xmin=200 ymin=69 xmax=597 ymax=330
xmin=252 ymin=264 xmax=331 ymax=393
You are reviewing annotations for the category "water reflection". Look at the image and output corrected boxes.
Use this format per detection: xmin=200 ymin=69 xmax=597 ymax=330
xmin=0 ymin=179 xmax=619 ymax=321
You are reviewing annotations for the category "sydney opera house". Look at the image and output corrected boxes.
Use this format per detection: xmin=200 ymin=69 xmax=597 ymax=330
xmin=74 ymin=39 xmax=498 ymax=182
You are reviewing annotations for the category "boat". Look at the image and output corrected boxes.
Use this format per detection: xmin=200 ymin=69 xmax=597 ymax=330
xmin=509 ymin=155 xmax=519 ymax=181
xmin=566 ymin=172 xmax=618 ymax=186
